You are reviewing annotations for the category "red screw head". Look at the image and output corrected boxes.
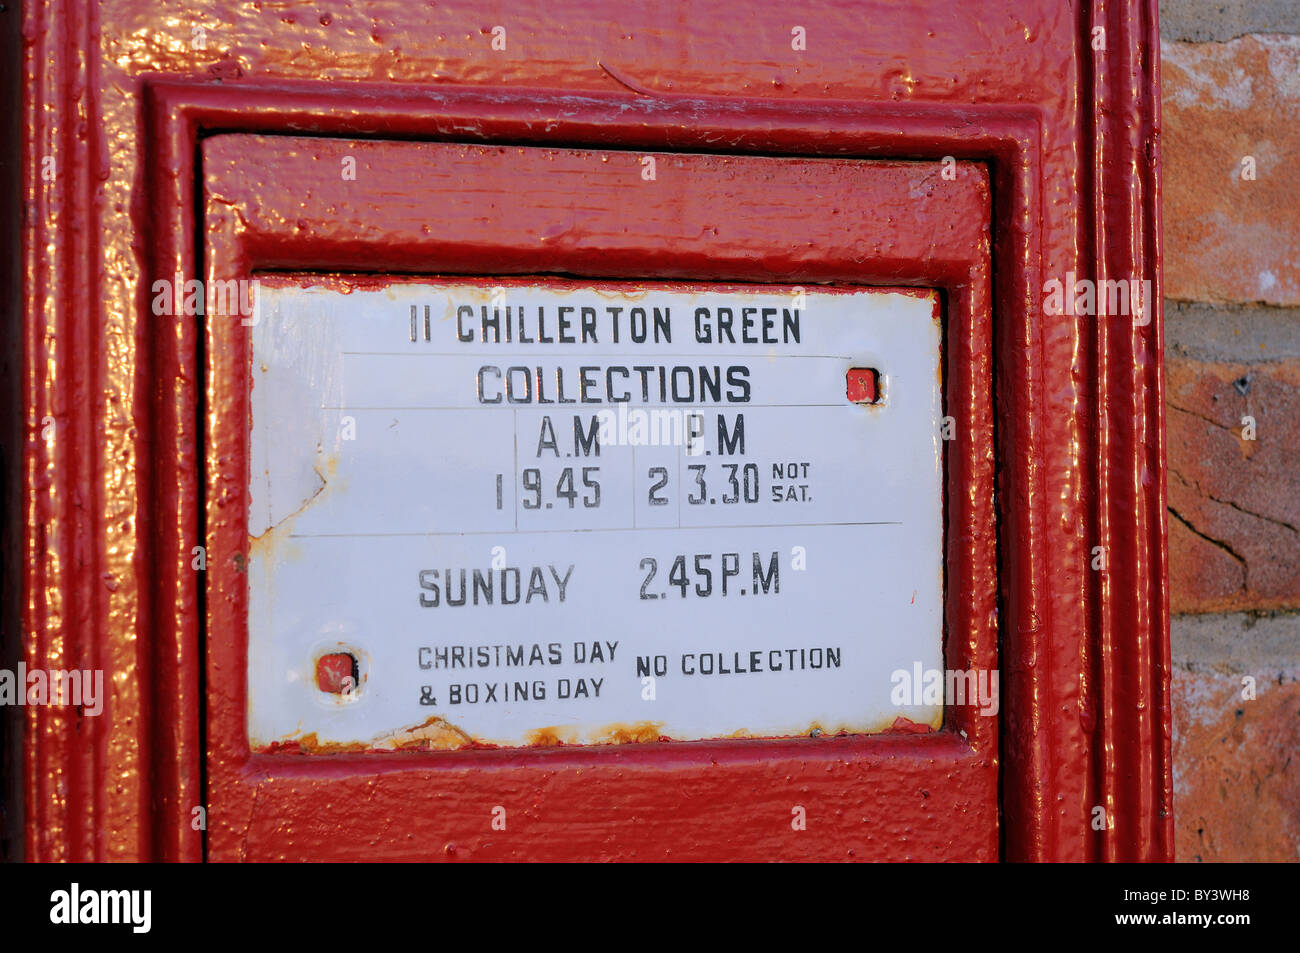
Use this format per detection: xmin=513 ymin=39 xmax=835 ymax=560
xmin=316 ymin=653 xmax=358 ymax=694
xmin=846 ymin=367 xmax=879 ymax=404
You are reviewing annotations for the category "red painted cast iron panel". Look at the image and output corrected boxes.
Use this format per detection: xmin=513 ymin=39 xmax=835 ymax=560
xmin=202 ymin=137 xmax=997 ymax=861
xmin=14 ymin=0 xmax=1168 ymax=862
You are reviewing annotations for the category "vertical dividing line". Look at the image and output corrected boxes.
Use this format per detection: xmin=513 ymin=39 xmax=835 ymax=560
xmin=513 ymin=408 xmax=518 ymax=531
xmin=676 ymin=429 xmax=681 ymax=529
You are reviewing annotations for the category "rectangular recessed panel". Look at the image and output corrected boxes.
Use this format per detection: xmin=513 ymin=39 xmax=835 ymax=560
xmin=246 ymin=279 xmax=943 ymax=750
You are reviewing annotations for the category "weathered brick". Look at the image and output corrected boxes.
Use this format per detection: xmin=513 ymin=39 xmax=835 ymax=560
xmin=1162 ymin=36 xmax=1300 ymax=306
xmin=1165 ymin=300 xmax=1300 ymax=363
xmin=1171 ymin=612 xmax=1300 ymax=862
xmin=1160 ymin=0 xmax=1300 ymax=43
xmin=1166 ymin=357 xmax=1300 ymax=612
xmin=1172 ymin=668 xmax=1300 ymax=861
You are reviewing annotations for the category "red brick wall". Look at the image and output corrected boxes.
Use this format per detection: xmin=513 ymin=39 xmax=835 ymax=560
xmin=1161 ymin=2 xmax=1300 ymax=862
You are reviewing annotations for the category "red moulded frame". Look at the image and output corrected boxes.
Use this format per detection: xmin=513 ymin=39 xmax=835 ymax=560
xmin=19 ymin=0 xmax=1170 ymax=862
xmin=202 ymin=137 xmax=997 ymax=861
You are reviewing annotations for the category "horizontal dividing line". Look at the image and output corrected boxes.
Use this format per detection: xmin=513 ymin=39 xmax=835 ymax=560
xmin=341 ymin=351 xmax=853 ymax=359
xmin=318 ymin=403 xmax=847 ymax=410
xmin=287 ymin=521 xmax=903 ymax=538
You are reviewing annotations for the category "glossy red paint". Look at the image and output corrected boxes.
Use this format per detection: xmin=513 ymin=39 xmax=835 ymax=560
xmin=202 ymin=140 xmax=995 ymax=861
xmin=14 ymin=0 xmax=1169 ymax=861
xmin=845 ymin=369 xmax=880 ymax=405
xmin=314 ymin=654 xmax=357 ymax=695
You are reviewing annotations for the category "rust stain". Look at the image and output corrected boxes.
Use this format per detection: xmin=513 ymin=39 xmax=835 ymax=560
xmin=732 ymin=715 xmax=936 ymax=739
xmin=524 ymin=726 xmax=578 ymax=747
xmin=591 ymin=286 xmax=650 ymax=301
xmin=523 ymin=722 xmax=668 ymax=746
xmin=260 ymin=713 xmax=941 ymax=755
xmin=721 ymin=722 xmax=852 ymax=741
xmin=260 ymin=715 xmax=491 ymax=754
xmin=592 ymin=721 xmax=666 ymax=745
xmin=262 ymin=732 xmax=367 ymax=755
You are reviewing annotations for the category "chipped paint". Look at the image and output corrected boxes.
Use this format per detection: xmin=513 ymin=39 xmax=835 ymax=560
xmin=259 ymin=711 xmax=943 ymax=754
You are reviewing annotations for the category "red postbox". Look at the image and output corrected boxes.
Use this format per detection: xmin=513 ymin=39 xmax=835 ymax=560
xmin=7 ymin=0 xmax=1170 ymax=862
